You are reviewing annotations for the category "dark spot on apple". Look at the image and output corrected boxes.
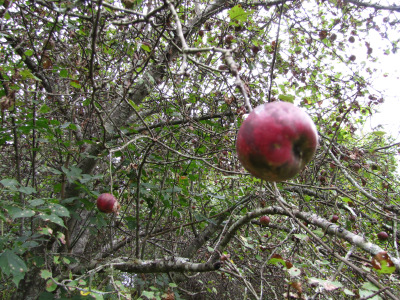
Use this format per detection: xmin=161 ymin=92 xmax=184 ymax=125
xmin=293 ymin=142 xmax=303 ymax=161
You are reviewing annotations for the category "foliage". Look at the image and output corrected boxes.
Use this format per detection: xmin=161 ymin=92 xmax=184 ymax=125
xmin=0 ymin=0 xmax=400 ymax=299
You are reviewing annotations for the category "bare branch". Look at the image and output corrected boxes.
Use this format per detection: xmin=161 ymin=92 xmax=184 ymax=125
xmin=343 ymin=0 xmax=400 ymax=12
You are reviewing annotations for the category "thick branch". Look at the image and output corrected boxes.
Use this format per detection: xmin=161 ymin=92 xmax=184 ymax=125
xmin=212 ymin=205 xmax=400 ymax=270
xmin=113 ymin=257 xmax=218 ymax=273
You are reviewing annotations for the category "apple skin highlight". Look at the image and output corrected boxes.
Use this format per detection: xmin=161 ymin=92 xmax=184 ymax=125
xmin=236 ymin=102 xmax=318 ymax=182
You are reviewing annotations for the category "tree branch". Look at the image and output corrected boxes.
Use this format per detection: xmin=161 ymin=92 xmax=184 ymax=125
xmin=343 ymin=0 xmax=400 ymax=12
xmin=113 ymin=257 xmax=218 ymax=273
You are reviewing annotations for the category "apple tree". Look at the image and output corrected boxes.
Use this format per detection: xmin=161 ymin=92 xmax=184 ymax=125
xmin=0 ymin=0 xmax=400 ymax=299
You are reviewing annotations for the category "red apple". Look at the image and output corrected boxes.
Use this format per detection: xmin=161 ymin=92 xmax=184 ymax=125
xmin=331 ymin=215 xmax=339 ymax=223
xmin=96 ymin=193 xmax=120 ymax=214
xmin=236 ymin=102 xmax=318 ymax=182
xmin=225 ymin=34 xmax=235 ymax=44
xmin=260 ymin=215 xmax=270 ymax=226
xmin=251 ymin=45 xmax=260 ymax=55
xmin=377 ymin=231 xmax=389 ymax=241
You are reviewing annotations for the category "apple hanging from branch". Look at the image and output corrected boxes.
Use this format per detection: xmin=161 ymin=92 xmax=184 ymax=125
xmin=236 ymin=102 xmax=318 ymax=182
xmin=260 ymin=215 xmax=270 ymax=226
xmin=377 ymin=231 xmax=389 ymax=241
xmin=97 ymin=193 xmax=120 ymax=214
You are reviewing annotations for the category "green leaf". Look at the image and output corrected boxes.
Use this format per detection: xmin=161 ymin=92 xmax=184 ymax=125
xmin=343 ymin=288 xmax=355 ymax=296
xmin=12 ymin=209 xmax=35 ymax=219
xmin=28 ymin=199 xmax=45 ymax=207
xmin=375 ymin=259 xmax=396 ymax=274
xmin=59 ymin=69 xmax=68 ymax=78
xmin=141 ymin=44 xmax=151 ymax=52
xmin=268 ymin=255 xmax=285 ymax=266
xmin=40 ymin=269 xmax=52 ymax=279
xmin=45 ymin=279 xmax=57 ymax=292
xmin=18 ymin=186 xmax=36 ymax=195
xmin=62 ymin=165 xmax=82 ymax=182
xmin=359 ymin=288 xmax=382 ymax=300
xmin=278 ymin=94 xmax=295 ymax=103
xmin=38 ymin=104 xmax=51 ymax=114
xmin=141 ymin=291 xmax=155 ymax=299
xmin=228 ymin=5 xmax=251 ymax=24
xmin=48 ymin=204 xmax=70 ymax=217
xmin=70 ymin=81 xmax=81 ymax=89
xmin=312 ymin=229 xmax=324 ymax=237
xmin=20 ymin=69 xmax=40 ymax=81
xmin=362 ymin=282 xmax=379 ymax=291
xmin=372 ymin=131 xmax=385 ymax=137
xmin=24 ymin=49 xmax=34 ymax=56
xmin=38 ymin=226 xmax=53 ymax=235
xmin=164 ymin=187 xmax=182 ymax=193
xmin=47 ymin=167 xmax=62 ymax=175
xmin=293 ymin=234 xmax=309 ymax=241
xmin=62 ymin=257 xmax=70 ymax=264
xmin=125 ymin=216 xmax=137 ymax=230
xmin=40 ymin=214 xmax=65 ymax=227
xmin=340 ymin=196 xmax=352 ymax=204
xmin=0 ymin=250 xmax=27 ymax=287
xmin=91 ymin=292 xmax=105 ymax=300
xmin=0 ymin=178 xmax=19 ymax=188
xmin=66 ymin=280 xmax=77 ymax=287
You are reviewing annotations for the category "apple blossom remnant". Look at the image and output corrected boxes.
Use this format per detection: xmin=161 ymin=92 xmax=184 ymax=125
xmin=236 ymin=102 xmax=318 ymax=182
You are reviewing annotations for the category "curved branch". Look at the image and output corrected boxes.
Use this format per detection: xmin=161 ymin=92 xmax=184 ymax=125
xmin=343 ymin=0 xmax=400 ymax=12
xmin=211 ymin=204 xmax=400 ymax=270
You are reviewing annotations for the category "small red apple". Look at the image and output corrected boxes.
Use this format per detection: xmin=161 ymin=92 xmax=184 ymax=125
xmin=331 ymin=215 xmax=339 ymax=223
xmin=96 ymin=193 xmax=120 ymax=214
xmin=377 ymin=231 xmax=389 ymax=241
xmin=251 ymin=45 xmax=260 ymax=55
xmin=260 ymin=215 xmax=270 ymax=226
xmin=225 ymin=34 xmax=235 ymax=44
xmin=319 ymin=30 xmax=328 ymax=39
xmin=236 ymin=102 xmax=318 ymax=182
xmin=352 ymin=163 xmax=361 ymax=172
